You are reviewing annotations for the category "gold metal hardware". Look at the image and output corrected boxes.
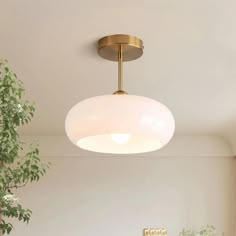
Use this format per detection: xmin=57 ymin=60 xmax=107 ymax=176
xmin=98 ymin=34 xmax=143 ymax=61
xmin=118 ymin=44 xmax=123 ymax=91
xmin=97 ymin=34 xmax=144 ymax=94
xmin=113 ymin=90 xmax=128 ymax=95
xmin=144 ymin=228 xmax=167 ymax=236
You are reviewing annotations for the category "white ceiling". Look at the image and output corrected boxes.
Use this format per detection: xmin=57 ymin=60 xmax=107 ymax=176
xmin=0 ymin=0 xmax=235 ymax=138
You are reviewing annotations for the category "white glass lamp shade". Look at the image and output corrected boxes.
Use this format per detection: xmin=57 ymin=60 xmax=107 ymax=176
xmin=65 ymin=95 xmax=175 ymax=154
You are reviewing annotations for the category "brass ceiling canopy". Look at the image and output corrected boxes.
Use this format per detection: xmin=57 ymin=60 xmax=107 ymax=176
xmin=98 ymin=34 xmax=144 ymax=61
xmin=97 ymin=34 xmax=144 ymax=94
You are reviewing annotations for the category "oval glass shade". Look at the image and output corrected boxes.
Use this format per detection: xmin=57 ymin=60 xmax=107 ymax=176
xmin=65 ymin=95 xmax=175 ymax=154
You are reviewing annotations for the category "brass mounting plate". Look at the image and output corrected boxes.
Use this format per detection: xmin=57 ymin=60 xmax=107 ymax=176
xmin=144 ymin=228 xmax=168 ymax=236
xmin=98 ymin=34 xmax=144 ymax=62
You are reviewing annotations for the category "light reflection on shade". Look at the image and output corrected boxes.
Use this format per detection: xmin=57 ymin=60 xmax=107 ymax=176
xmin=111 ymin=133 xmax=131 ymax=144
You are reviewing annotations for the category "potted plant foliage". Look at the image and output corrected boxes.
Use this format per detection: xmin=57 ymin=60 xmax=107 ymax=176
xmin=180 ymin=225 xmax=222 ymax=236
xmin=0 ymin=59 xmax=49 ymax=235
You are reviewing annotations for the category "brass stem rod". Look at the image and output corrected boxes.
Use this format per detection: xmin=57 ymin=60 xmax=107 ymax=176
xmin=118 ymin=44 xmax=123 ymax=91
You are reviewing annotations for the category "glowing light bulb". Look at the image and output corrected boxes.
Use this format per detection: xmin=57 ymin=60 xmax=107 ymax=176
xmin=111 ymin=133 xmax=131 ymax=144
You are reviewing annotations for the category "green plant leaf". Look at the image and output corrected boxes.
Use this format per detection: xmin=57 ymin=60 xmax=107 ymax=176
xmin=0 ymin=59 xmax=50 ymax=235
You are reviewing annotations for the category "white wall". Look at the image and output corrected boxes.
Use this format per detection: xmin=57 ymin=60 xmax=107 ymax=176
xmin=9 ymin=136 xmax=236 ymax=236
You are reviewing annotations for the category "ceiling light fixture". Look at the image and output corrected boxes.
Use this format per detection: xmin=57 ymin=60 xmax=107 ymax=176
xmin=65 ymin=34 xmax=175 ymax=154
